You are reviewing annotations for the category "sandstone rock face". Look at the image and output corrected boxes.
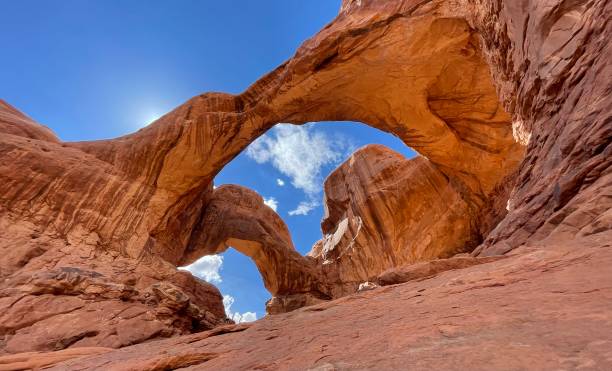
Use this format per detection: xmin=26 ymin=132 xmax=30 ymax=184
xmin=1 ymin=0 xmax=526 ymax=331
xmin=309 ymin=144 xmax=482 ymax=294
xmin=15 ymin=233 xmax=611 ymax=370
xmin=376 ymin=255 xmax=506 ymax=286
xmin=466 ymin=0 xmax=612 ymax=254
xmin=0 ymin=102 xmax=229 ymax=354
xmin=0 ymin=347 xmax=111 ymax=371
xmin=0 ymin=214 xmax=228 ymax=354
xmin=0 ymin=0 xmax=610 ymax=366
xmin=0 ymin=100 xmax=58 ymax=143
xmin=179 ymin=185 xmax=330 ymax=301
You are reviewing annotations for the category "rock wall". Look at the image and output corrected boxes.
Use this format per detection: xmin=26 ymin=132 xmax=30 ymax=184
xmin=180 ymin=185 xmax=330 ymax=301
xmin=466 ymin=0 xmax=611 ymax=254
xmin=37 ymin=232 xmax=612 ymax=371
xmin=0 ymin=102 xmax=228 ymax=354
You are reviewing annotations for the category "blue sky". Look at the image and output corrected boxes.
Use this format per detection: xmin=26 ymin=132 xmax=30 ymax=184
xmin=1 ymin=1 xmax=415 ymax=321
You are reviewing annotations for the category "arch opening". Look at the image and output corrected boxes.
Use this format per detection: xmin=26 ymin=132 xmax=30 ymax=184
xmin=91 ymin=7 xmax=524 ymax=291
xmin=179 ymin=121 xmax=418 ymax=317
xmin=175 ymin=101 xmax=521 ymax=315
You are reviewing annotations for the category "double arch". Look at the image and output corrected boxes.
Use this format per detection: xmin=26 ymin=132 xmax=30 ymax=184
xmin=68 ymin=3 xmax=524 ymax=312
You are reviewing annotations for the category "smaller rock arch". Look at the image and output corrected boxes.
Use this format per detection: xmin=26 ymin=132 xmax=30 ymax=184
xmin=179 ymin=185 xmax=333 ymax=312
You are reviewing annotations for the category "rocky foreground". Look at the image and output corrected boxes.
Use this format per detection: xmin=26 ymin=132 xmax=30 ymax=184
xmin=0 ymin=0 xmax=610 ymax=369
xmin=4 ymin=233 xmax=612 ymax=370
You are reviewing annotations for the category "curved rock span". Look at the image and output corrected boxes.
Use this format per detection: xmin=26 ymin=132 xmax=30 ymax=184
xmin=0 ymin=0 xmax=610 ymax=367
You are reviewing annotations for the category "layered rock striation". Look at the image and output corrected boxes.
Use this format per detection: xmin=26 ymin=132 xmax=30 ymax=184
xmin=0 ymin=0 xmax=610 ymax=366
xmin=309 ymin=144 xmax=482 ymax=295
xmin=467 ymin=0 xmax=612 ymax=255
xmin=0 ymin=102 xmax=229 ymax=354
xmin=16 ymin=232 xmax=612 ymax=370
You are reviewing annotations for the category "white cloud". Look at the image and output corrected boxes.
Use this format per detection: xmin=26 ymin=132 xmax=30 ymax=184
xmin=181 ymin=258 xmax=257 ymax=323
xmin=288 ymin=201 xmax=319 ymax=216
xmin=222 ymin=295 xmax=234 ymax=313
xmin=179 ymin=255 xmax=223 ymax=284
xmin=263 ymin=197 xmax=279 ymax=212
xmin=223 ymin=295 xmax=258 ymax=323
xmin=246 ymin=124 xmax=354 ymax=217
xmin=246 ymin=124 xmax=353 ymax=196
xmin=233 ymin=311 xmax=257 ymax=323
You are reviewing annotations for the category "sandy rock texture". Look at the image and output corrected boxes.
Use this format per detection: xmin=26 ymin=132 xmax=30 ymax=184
xmin=0 ymin=0 xmax=610 ymax=367
xmin=18 ymin=232 xmax=611 ymax=370
xmin=179 ymin=185 xmax=331 ymax=304
xmin=1 ymin=0 xmax=527 ymax=329
xmin=309 ymin=144 xmax=483 ymax=294
xmin=0 ymin=102 xmax=229 ymax=354
xmin=466 ymin=0 xmax=611 ymax=254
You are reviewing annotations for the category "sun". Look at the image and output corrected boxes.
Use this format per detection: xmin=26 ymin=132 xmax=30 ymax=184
xmin=145 ymin=113 xmax=162 ymax=125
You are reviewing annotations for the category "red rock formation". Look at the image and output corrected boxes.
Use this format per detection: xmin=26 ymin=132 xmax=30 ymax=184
xmin=0 ymin=347 xmax=111 ymax=370
xmin=0 ymin=103 xmax=229 ymax=353
xmin=11 ymin=233 xmax=610 ymax=370
xmin=466 ymin=0 xmax=612 ymax=255
xmin=375 ymin=255 xmax=506 ymax=286
xmin=0 ymin=0 xmax=610 ymax=367
xmin=1 ymin=0 xmax=526 ymax=329
xmin=180 ymin=185 xmax=330 ymax=301
xmin=0 ymin=100 xmax=59 ymax=143
xmin=309 ymin=145 xmax=482 ymax=295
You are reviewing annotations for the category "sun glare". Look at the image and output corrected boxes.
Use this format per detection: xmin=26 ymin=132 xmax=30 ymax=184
xmin=146 ymin=113 xmax=161 ymax=125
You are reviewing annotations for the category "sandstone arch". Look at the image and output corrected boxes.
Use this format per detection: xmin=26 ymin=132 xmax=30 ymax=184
xmin=8 ymin=0 xmax=609 ymax=358
xmin=59 ymin=0 xmax=522 ymax=267
xmin=130 ymin=2 xmax=524 ymax=310
xmin=179 ymin=185 xmax=329 ymax=300
xmin=1 ymin=0 xmax=610 ymax=366
xmin=0 ymin=2 xmax=526 ymax=348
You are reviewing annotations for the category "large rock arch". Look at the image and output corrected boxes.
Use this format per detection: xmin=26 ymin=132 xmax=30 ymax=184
xmin=4 ymin=0 xmax=608 ymax=358
xmin=178 ymin=185 xmax=329 ymax=300
xmin=58 ymin=0 xmax=522 ymax=271
xmin=0 ymin=0 xmax=524 ymax=352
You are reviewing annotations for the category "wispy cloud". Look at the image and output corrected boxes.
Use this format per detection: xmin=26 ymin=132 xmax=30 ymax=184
xmin=263 ymin=197 xmax=279 ymax=212
xmin=288 ymin=201 xmax=318 ymax=216
xmin=276 ymin=178 xmax=285 ymax=186
xmin=246 ymin=124 xmax=353 ymax=216
xmin=181 ymin=256 xmax=258 ymax=323
xmin=179 ymin=255 xmax=223 ymax=283
xmin=223 ymin=295 xmax=257 ymax=323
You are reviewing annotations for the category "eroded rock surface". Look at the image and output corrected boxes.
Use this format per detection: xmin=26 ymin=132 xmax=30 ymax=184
xmin=16 ymin=233 xmax=611 ymax=370
xmin=466 ymin=0 xmax=612 ymax=254
xmin=0 ymin=104 xmax=229 ymax=352
xmin=1 ymin=0 xmax=526 ymax=338
xmin=180 ymin=185 xmax=331 ymax=301
xmin=0 ymin=215 xmax=227 ymax=354
xmin=0 ymin=347 xmax=111 ymax=371
xmin=376 ymin=255 xmax=506 ymax=286
xmin=309 ymin=145 xmax=483 ymax=294
xmin=0 ymin=0 xmax=610 ymax=366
